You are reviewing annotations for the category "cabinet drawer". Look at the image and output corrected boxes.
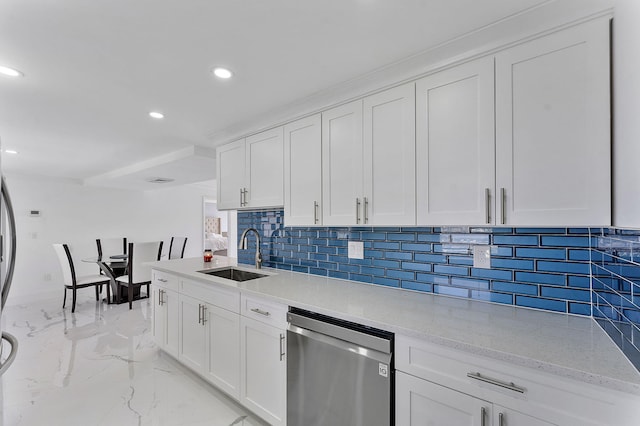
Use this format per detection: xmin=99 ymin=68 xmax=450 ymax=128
xmin=153 ymin=270 xmax=179 ymax=292
xmin=396 ymin=335 xmax=636 ymax=426
xmin=181 ymin=279 xmax=240 ymax=313
xmin=241 ymin=294 xmax=287 ymax=328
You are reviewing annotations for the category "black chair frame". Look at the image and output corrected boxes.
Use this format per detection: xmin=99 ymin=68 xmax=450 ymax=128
xmin=118 ymin=241 xmax=163 ymax=309
xmin=61 ymin=244 xmax=110 ymax=313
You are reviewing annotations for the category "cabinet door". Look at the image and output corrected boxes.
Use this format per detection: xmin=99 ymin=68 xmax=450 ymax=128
xmin=204 ymin=304 xmax=240 ymax=400
xmin=216 ymin=139 xmax=246 ymax=210
xmin=245 ymin=127 xmax=284 ymax=209
xmin=152 ymin=286 xmax=165 ymax=348
xmin=416 ymin=57 xmax=495 ymax=225
xmin=240 ymin=316 xmax=286 ymax=426
xmin=284 ymin=114 xmax=322 ymax=226
xmin=495 ymin=19 xmax=610 ymax=226
xmin=164 ymin=288 xmax=179 ymax=357
xmin=179 ymin=294 xmax=206 ymax=373
xmin=493 ymin=406 xmax=557 ymax=426
xmin=364 ymin=83 xmax=416 ymax=225
xmin=322 ymin=100 xmax=364 ymax=226
xmin=396 ymin=371 xmax=489 ymax=426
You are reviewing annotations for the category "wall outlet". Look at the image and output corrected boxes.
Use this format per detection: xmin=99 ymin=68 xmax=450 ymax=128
xmin=348 ymin=241 xmax=364 ymax=259
xmin=473 ymin=245 xmax=491 ymax=269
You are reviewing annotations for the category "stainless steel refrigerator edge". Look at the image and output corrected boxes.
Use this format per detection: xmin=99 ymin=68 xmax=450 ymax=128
xmin=287 ymin=308 xmax=394 ymax=426
xmin=0 ymin=142 xmax=19 ymax=375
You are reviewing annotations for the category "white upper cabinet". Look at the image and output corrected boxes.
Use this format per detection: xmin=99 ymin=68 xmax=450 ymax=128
xmin=322 ymin=100 xmax=364 ymax=226
xmin=245 ymin=127 xmax=284 ymax=209
xmin=364 ymin=83 xmax=416 ymax=225
xmin=416 ymin=57 xmax=495 ymax=225
xmin=284 ymin=114 xmax=322 ymax=226
xmin=322 ymin=84 xmax=416 ymax=226
xmin=217 ymin=127 xmax=284 ymax=210
xmin=216 ymin=139 xmax=246 ymax=210
xmin=495 ymin=18 xmax=610 ymax=226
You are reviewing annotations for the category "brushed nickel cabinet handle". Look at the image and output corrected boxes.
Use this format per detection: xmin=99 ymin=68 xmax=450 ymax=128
xmin=201 ymin=305 xmax=207 ymax=326
xmin=313 ymin=201 xmax=319 ymax=224
xmin=279 ymin=333 xmax=285 ymax=361
xmin=363 ymin=197 xmax=369 ymax=224
xmin=481 ymin=407 xmax=486 ymax=426
xmin=158 ymin=278 xmax=168 ymax=283
xmin=500 ymin=188 xmax=506 ymax=225
xmin=243 ymin=188 xmax=248 ymax=206
xmin=485 ymin=188 xmax=490 ymax=224
xmin=499 ymin=412 xmax=504 ymax=426
xmin=467 ymin=372 xmax=525 ymax=393
xmin=198 ymin=304 xmax=203 ymax=324
xmin=240 ymin=188 xmax=244 ymax=206
xmin=356 ymin=198 xmax=361 ymax=224
xmin=250 ymin=308 xmax=271 ymax=317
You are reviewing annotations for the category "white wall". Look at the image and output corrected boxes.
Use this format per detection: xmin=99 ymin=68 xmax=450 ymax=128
xmin=4 ymin=173 xmax=215 ymax=303
xmin=204 ymin=200 xmax=228 ymax=232
xmin=613 ymin=0 xmax=640 ymax=227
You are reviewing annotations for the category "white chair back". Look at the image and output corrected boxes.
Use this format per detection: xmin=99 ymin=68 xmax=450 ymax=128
xmin=169 ymin=237 xmax=187 ymax=259
xmin=53 ymin=244 xmax=73 ymax=286
xmin=97 ymin=237 xmax=127 ymax=259
xmin=129 ymin=241 xmax=162 ymax=284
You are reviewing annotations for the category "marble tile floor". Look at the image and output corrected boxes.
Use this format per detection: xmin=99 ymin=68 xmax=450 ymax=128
xmin=0 ymin=291 xmax=268 ymax=426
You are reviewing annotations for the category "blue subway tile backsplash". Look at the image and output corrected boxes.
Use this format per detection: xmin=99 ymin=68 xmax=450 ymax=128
xmin=237 ymin=209 xmax=640 ymax=370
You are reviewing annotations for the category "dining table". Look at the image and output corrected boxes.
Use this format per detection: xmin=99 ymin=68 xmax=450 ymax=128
xmin=81 ymin=255 xmax=141 ymax=304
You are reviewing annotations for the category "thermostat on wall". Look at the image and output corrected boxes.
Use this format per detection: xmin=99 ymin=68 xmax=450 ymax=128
xmin=29 ymin=210 xmax=41 ymax=217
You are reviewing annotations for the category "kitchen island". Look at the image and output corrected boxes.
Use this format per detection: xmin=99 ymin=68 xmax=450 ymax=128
xmin=150 ymin=256 xmax=640 ymax=425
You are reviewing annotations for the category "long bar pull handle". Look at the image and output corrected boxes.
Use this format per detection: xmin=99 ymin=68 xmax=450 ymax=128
xmin=363 ymin=197 xmax=369 ymax=224
xmin=157 ymin=278 xmax=168 ymax=283
xmin=158 ymin=289 xmax=161 ymax=306
xmin=481 ymin=407 xmax=486 ymax=426
xmin=161 ymin=290 xmax=165 ymax=306
xmin=243 ymin=188 xmax=248 ymax=206
xmin=279 ymin=333 xmax=285 ymax=361
xmin=499 ymin=412 xmax=504 ymax=426
xmin=313 ymin=201 xmax=319 ymax=224
xmin=467 ymin=372 xmax=526 ymax=393
xmin=250 ymin=308 xmax=271 ymax=317
xmin=485 ymin=188 xmax=490 ymax=224
xmin=240 ymin=188 xmax=244 ymax=207
xmin=500 ymin=188 xmax=506 ymax=225
xmin=201 ymin=305 xmax=207 ymax=326
xmin=198 ymin=304 xmax=202 ymax=324
xmin=356 ymin=198 xmax=361 ymax=224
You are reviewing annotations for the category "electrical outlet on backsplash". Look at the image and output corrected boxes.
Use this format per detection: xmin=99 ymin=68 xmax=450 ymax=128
xmin=236 ymin=209 xmax=640 ymax=370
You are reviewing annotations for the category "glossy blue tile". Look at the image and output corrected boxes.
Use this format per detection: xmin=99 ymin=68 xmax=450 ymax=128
xmin=361 ymin=232 xmax=387 ymax=240
xmin=350 ymin=273 xmax=373 ymax=283
xmin=401 ymin=262 xmax=432 ymax=272
xmin=386 ymin=269 xmax=415 ymax=280
xmin=360 ymin=266 xmax=385 ymax=276
xmin=372 ymin=259 xmax=401 ymax=269
xmin=515 ymin=272 xmax=565 ymax=286
xmin=492 ymin=281 xmax=538 ymax=295
xmin=384 ymin=251 xmax=413 ymax=260
xmin=569 ymin=302 xmax=592 ymax=316
xmin=401 ymin=281 xmax=434 ymax=293
xmin=450 ymin=277 xmax=490 ymax=290
xmin=373 ymin=276 xmax=400 ymax=288
xmin=490 ymin=258 xmax=534 ymax=270
xmin=515 ymin=228 xmax=566 ymax=234
xmin=414 ymin=253 xmax=446 ymax=263
xmin=338 ymin=264 xmax=360 ymax=273
xmin=537 ymin=261 xmax=591 ymax=275
xmin=309 ymin=268 xmax=328 ymax=277
xmin=471 ymin=268 xmax=513 ymax=281
xmin=568 ymin=275 xmax=591 ymax=289
xmin=515 ymin=247 xmax=566 ymax=260
xmin=417 ymin=234 xmax=442 ymax=243
xmin=416 ymin=274 xmax=450 ymax=285
xmin=373 ymin=242 xmax=400 ymax=250
xmin=435 ymin=285 xmax=469 ymax=298
xmin=447 ymin=256 xmax=474 ymax=266
xmin=328 ymin=270 xmax=348 ymax=280
xmin=401 ymin=243 xmax=431 ymax=252
xmin=470 ymin=290 xmax=513 ymax=305
xmin=515 ymin=296 xmax=565 ymax=312
xmin=540 ymin=286 xmax=591 ymax=302
xmin=386 ymin=233 xmax=417 ymax=241
xmin=540 ymin=236 xmax=591 ymax=248
xmin=493 ymin=235 xmax=539 ymax=246
xmin=433 ymin=264 xmax=468 ymax=276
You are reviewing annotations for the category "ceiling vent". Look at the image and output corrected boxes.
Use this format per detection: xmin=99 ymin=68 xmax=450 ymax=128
xmin=146 ymin=177 xmax=175 ymax=184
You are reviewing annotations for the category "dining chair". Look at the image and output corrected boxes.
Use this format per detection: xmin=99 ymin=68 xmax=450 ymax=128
xmin=168 ymin=237 xmax=188 ymax=259
xmin=53 ymin=243 xmax=110 ymax=313
xmin=115 ymin=241 xmax=163 ymax=309
xmin=96 ymin=237 xmax=128 ymax=276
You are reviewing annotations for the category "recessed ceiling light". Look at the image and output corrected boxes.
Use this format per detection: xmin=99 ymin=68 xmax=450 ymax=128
xmin=5 ymin=149 xmax=18 ymax=154
xmin=0 ymin=65 xmax=23 ymax=78
xmin=149 ymin=111 xmax=164 ymax=119
xmin=212 ymin=67 xmax=233 ymax=79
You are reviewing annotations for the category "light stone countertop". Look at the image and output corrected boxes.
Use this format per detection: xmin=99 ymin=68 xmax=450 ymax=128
xmin=150 ymin=256 xmax=640 ymax=395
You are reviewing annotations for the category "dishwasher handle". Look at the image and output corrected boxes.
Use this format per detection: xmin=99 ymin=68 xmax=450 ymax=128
xmin=288 ymin=324 xmax=392 ymax=365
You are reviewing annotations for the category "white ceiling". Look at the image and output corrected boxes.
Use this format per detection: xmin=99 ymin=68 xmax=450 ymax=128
xmin=0 ymin=0 xmax=611 ymax=190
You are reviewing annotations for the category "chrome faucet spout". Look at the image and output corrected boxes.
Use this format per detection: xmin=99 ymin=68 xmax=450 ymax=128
xmin=238 ymin=228 xmax=263 ymax=269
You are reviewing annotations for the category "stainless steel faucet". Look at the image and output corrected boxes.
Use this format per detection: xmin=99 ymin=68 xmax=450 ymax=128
xmin=238 ymin=227 xmax=263 ymax=269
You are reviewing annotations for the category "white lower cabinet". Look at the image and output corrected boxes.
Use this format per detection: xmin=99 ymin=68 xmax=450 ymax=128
xmin=204 ymin=304 xmax=240 ymax=399
xmin=397 ymin=371 xmax=553 ymax=426
xmin=395 ymin=335 xmax=640 ymax=426
xmin=240 ymin=295 xmax=287 ymax=426
xmin=178 ymin=294 xmax=207 ymax=372
xmin=152 ymin=272 xmax=179 ymax=357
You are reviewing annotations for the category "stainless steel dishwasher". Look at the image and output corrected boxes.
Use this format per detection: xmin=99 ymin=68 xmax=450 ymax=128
xmin=287 ymin=307 xmax=394 ymax=426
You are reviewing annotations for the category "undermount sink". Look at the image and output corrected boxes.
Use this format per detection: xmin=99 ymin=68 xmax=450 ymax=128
xmin=198 ymin=267 xmax=267 ymax=282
